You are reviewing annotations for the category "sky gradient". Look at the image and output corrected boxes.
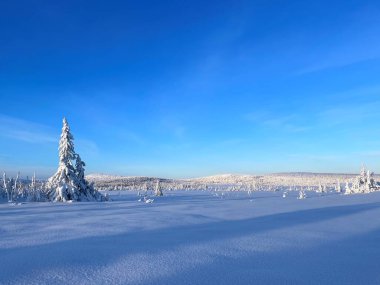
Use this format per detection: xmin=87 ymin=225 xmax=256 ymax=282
xmin=1 ymin=0 xmax=380 ymax=178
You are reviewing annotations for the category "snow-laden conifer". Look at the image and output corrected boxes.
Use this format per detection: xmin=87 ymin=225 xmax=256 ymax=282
xmin=3 ymin=172 xmax=18 ymax=202
xmin=154 ymin=180 xmax=163 ymax=196
xmin=317 ymin=182 xmax=323 ymax=193
xmin=27 ymin=172 xmax=43 ymax=202
xmin=46 ymin=118 xmax=105 ymax=202
xmin=336 ymin=180 xmax=342 ymax=193
xmin=0 ymin=176 xmax=4 ymax=199
xmin=344 ymin=181 xmax=352 ymax=195
xmin=74 ymin=153 xmax=104 ymax=201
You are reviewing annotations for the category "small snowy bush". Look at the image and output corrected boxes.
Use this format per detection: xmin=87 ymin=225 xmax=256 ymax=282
xmin=297 ymin=189 xmax=306 ymax=199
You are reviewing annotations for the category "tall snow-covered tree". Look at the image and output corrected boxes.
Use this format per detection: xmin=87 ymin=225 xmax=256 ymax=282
xmin=317 ymin=182 xmax=323 ymax=193
xmin=0 ymin=176 xmax=4 ymax=198
xmin=46 ymin=118 xmax=105 ymax=202
xmin=3 ymin=172 xmax=18 ymax=202
xmin=46 ymin=118 xmax=78 ymax=201
xmin=154 ymin=180 xmax=163 ymax=196
xmin=27 ymin=172 xmax=42 ymax=202
xmin=3 ymin=172 xmax=12 ymax=201
xmin=336 ymin=180 xmax=342 ymax=193
xmin=344 ymin=181 xmax=352 ymax=195
xmin=28 ymin=172 xmax=49 ymax=202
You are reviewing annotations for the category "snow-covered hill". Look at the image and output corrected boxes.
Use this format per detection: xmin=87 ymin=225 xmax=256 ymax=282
xmin=87 ymin=172 xmax=376 ymax=191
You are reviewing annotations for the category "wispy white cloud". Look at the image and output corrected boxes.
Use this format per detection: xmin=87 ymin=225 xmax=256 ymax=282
xmin=355 ymin=151 xmax=380 ymax=157
xmin=75 ymin=138 xmax=100 ymax=158
xmin=245 ymin=112 xmax=310 ymax=133
xmin=118 ymin=131 xmax=146 ymax=145
xmin=318 ymin=100 xmax=380 ymax=126
xmin=0 ymin=153 xmax=10 ymax=162
xmin=295 ymin=55 xmax=380 ymax=76
xmin=293 ymin=6 xmax=380 ymax=76
xmin=287 ymin=153 xmax=344 ymax=161
xmin=218 ymin=138 xmax=246 ymax=147
xmin=325 ymin=85 xmax=380 ymax=101
xmin=159 ymin=116 xmax=186 ymax=139
xmin=0 ymin=114 xmax=57 ymax=144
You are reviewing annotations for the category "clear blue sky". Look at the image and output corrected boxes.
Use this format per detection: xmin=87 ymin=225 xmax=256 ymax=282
xmin=1 ymin=0 xmax=380 ymax=178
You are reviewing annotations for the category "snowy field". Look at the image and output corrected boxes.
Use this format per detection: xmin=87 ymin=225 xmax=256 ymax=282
xmin=1 ymin=190 xmax=380 ymax=285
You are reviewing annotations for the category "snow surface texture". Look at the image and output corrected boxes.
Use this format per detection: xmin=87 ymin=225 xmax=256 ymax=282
xmin=1 ymin=190 xmax=380 ymax=285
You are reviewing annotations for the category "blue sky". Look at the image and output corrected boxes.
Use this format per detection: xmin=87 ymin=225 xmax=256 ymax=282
xmin=1 ymin=0 xmax=380 ymax=178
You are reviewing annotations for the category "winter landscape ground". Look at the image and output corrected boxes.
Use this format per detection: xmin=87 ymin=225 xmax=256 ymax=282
xmin=1 ymin=189 xmax=380 ymax=285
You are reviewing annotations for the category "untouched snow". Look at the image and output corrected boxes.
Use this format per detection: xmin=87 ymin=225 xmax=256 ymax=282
xmin=1 ymin=190 xmax=380 ymax=284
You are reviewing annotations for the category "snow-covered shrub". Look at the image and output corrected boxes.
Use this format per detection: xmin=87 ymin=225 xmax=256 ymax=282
xmin=297 ymin=189 xmax=306 ymax=199
xmin=46 ymin=118 xmax=105 ymax=202
xmin=145 ymin=198 xmax=154 ymax=203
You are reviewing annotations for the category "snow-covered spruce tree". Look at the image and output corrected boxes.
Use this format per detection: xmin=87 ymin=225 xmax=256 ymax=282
xmin=27 ymin=172 xmax=46 ymax=202
xmin=317 ymin=182 xmax=323 ymax=194
xmin=28 ymin=173 xmax=38 ymax=202
xmin=344 ymin=181 xmax=353 ymax=195
xmin=46 ymin=118 xmax=105 ymax=202
xmin=336 ymin=180 xmax=342 ymax=193
xmin=3 ymin=172 xmax=18 ymax=202
xmin=0 ymin=183 xmax=3 ymax=199
xmin=2 ymin=172 xmax=11 ymax=201
xmin=247 ymin=186 xmax=252 ymax=197
xmin=74 ymin=153 xmax=104 ymax=201
xmin=154 ymin=180 xmax=163 ymax=196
